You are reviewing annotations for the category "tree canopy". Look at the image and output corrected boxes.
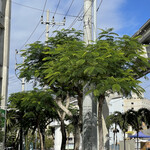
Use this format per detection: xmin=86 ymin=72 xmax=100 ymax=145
xmin=18 ymin=28 xmax=150 ymax=150
xmin=6 ymin=89 xmax=58 ymax=150
xmin=19 ymin=28 xmax=150 ymax=98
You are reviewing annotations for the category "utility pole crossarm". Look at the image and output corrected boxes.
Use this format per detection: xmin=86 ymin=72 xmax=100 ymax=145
xmin=41 ymin=10 xmax=66 ymax=41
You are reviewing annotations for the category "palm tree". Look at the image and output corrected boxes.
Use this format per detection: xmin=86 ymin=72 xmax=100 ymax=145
xmin=138 ymin=108 xmax=150 ymax=129
xmin=107 ymin=111 xmax=129 ymax=150
xmin=106 ymin=111 xmax=122 ymax=150
xmin=6 ymin=90 xmax=58 ymax=150
xmin=126 ymin=109 xmax=143 ymax=150
xmin=118 ymin=112 xmax=128 ymax=150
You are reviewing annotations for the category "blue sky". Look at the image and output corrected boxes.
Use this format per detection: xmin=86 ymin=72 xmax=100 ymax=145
xmin=9 ymin=0 xmax=150 ymax=98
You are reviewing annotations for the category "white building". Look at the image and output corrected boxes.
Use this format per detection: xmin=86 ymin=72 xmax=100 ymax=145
xmin=124 ymin=97 xmax=150 ymax=112
xmin=108 ymin=94 xmax=150 ymax=147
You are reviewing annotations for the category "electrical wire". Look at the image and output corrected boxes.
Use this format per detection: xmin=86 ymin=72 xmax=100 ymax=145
xmin=12 ymin=1 xmax=44 ymax=12
xmin=14 ymin=0 xmax=48 ymax=83
xmin=12 ymin=1 xmax=78 ymax=18
xmin=50 ymin=26 xmax=60 ymax=37
xmin=19 ymin=20 xmax=41 ymax=50
xmin=42 ymin=0 xmax=48 ymax=16
xmin=65 ymin=0 xmax=75 ymax=17
xmin=68 ymin=0 xmax=93 ymax=30
xmin=54 ymin=0 xmax=61 ymax=17
xmin=37 ymin=25 xmax=54 ymax=41
xmin=97 ymin=0 xmax=103 ymax=12
xmin=68 ymin=6 xmax=84 ymax=29
xmin=18 ymin=0 xmax=48 ymax=50
xmin=82 ymin=2 xmax=93 ymax=19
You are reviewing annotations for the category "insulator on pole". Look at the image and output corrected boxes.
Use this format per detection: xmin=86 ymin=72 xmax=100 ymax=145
xmin=41 ymin=16 xmax=44 ymax=24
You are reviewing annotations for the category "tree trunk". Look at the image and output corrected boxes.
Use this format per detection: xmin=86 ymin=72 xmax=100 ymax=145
xmin=137 ymin=131 xmax=139 ymax=150
xmin=116 ymin=132 xmax=118 ymax=148
xmin=77 ymin=94 xmax=83 ymax=132
xmin=60 ymin=119 xmax=67 ymax=150
xmin=98 ymin=95 xmax=105 ymax=150
xmin=74 ymin=123 xmax=80 ymax=150
xmin=113 ymin=132 xmax=115 ymax=150
xmin=20 ymin=125 xmax=23 ymax=150
xmin=123 ymin=132 xmax=126 ymax=150
xmin=75 ymin=94 xmax=83 ymax=150
xmin=56 ymin=96 xmax=72 ymax=150
xmin=38 ymin=127 xmax=44 ymax=150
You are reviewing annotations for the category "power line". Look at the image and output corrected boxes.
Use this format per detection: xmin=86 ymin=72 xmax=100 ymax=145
xmin=68 ymin=6 xmax=84 ymax=29
xmin=12 ymin=0 xmax=78 ymax=18
xmin=54 ymin=0 xmax=61 ymax=17
xmin=82 ymin=2 xmax=93 ymax=19
xmin=37 ymin=25 xmax=54 ymax=41
xmin=12 ymin=1 xmax=44 ymax=12
xmin=65 ymin=0 xmax=75 ymax=17
xmin=50 ymin=26 xmax=60 ymax=37
xmin=68 ymin=1 xmax=94 ymax=29
xmin=97 ymin=0 xmax=103 ymax=12
xmin=18 ymin=0 xmax=48 ymax=50
xmin=19 ymin=20 xmax=41 ymax=50
xmin=42 ymin=0 xmax=48 ymax=16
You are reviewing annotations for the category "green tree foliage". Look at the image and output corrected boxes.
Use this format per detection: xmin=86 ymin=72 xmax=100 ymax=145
xmin=0 ymin=110 xmax=4 ymax=142
xmin=0 ymin=96 xmax=5 ymax=142
xmin=106 ymin=111 xmax=128 ymax=150
xmin=106 ymin=108 xmax=150 ymax=150
xmin=6 ymin=90 xmax=58 ymax=150
xmin=126 ymin=108 xmax=150 ymax=150
xmin=18 ymin=28 xmax=150 ymax=150
xmin=19 ymin=28 xmax=84 ymax=150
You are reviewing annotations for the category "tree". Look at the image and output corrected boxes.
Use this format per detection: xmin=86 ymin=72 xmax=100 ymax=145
xmin=0 ymin=110 xmax=4 ymax=142
xmin=18 ymin=28 xmax=150 ymax=150
xmin=43 ymin=28 xmax=150 ymax=150
xmin=106 ymin=111 xmax=121 ymax=150
xmin=6 ymin=90 xmax=58 ymax=150
xmin=6 ymin=92 xmax=27 ymax=150
xmin=125 ymin=108 xmax=150 ymax=150
xmin=126 ymin=109 xmax=143 ymax=150
xmin=19 ymin=28 xmax=85 ymax=150
xmin=118 ymin=112 xmax=128 ymax=150
xmin=138 ymin=108 xmax=150 ymax=129
xmin=0 ymin=97 xmax=4 ymax=142
xmin=106 ymin=111 xmax=129 ymax=150
xmin=22 ymin=89 xmax=58 ymax=150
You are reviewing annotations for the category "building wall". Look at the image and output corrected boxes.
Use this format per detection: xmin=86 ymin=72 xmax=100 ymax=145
xmin=124 ymin=98 xmax=150 ymax=112
xmin=146 ymin=45 xmax=150 ymax=58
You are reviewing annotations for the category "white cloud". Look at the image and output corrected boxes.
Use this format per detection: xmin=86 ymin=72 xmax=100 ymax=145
xmin=97 ymin=0 xmax=126 ymax=31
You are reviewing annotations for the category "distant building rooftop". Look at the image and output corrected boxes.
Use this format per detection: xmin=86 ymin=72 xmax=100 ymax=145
xmin=133 ymin=19 xmax=150 ymax=44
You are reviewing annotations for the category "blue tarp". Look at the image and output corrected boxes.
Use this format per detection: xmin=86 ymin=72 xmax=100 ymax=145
xmin=129 ymin=131 xmax=150 ymax=138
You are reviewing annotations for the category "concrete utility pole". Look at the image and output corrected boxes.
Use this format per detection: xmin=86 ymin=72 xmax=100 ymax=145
xmin=1 ymin=1 xmax=11 ymax=149
xmin=93 ymin=0 xmax=97 ymax=42
xmin=82 ymin=0 xmax=97 ymax=150
xmin=41 ymin=9 xmax=66 ymax=42
xmin=1 ymin=0 xmax=11 ymax=108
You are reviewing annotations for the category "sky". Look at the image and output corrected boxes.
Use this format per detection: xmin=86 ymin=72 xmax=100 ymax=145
xmin=8 ymin=0 xmax=150 ymax=99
